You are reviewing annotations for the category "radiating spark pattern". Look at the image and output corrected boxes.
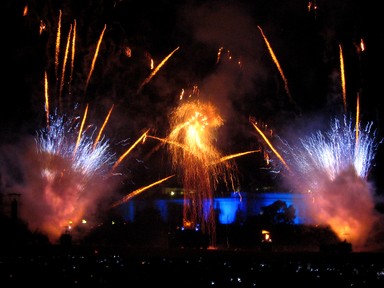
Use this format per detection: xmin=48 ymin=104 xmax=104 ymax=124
xmin=278 ymin=115 xmax=380 ymax=250
xmin=167 ymin=99 xmax=238 ymax=247
xmin=37 ymin=114 xmax=114 ymax=180
xmin=289 ymin=116 xmax=376 ymax=184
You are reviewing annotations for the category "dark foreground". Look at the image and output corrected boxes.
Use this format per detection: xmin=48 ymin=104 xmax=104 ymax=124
xmin=1 ymin=245 xmax=384 ymax=287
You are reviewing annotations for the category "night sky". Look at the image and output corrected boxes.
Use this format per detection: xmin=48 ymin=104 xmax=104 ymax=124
xmin=2 ymin=0 xmax=384 ymax=195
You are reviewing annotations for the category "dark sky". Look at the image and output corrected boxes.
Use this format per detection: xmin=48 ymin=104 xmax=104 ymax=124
xmin=2 ymin=0 xmax=384 ymax=194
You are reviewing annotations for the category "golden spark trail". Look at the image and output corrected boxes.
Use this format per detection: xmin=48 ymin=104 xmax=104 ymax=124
xmin=211 ymin=150 xmax=261 ymax=165
xmin=148 ymin=136 xmax=257 ymax=167
xmin=93 ymin=104 xmax=114 ymax=149
xmin=110 ymin=175 xmax=175 ymax=208
xmin=44 ymin=71 xmax=50 ymax=128
xmin=147 ymin=135 xmax=189 ymax=152
xmin=137 ymin=46 xmax=180 ymax=94
xmin=339 ymin=44 xmax=347 ymax=112
xmin=258 ymin=25 xmax=292 ymax=103
xmin=355 ymin=93 xmax=360 ymax=149
xmin=111 ymin=129 xmax=150 ymax=171
xmin=59 ymin=24 xmax=73 ymax=107
xmin=85 ymin=24 xmax=107 ymax=94
xmin=55 ymin=10 xmax=62 ymax=81
xmin=74 ymin=103 xmax=89 ymax=157
xmin=68 ymin=20 xmax=76 ymax=95
xmin=250 ymin=119 xmax=291 ymax=172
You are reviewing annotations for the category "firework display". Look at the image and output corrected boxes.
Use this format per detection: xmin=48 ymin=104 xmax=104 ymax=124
xmin=1 ymin=1 xmax=383 ymax=251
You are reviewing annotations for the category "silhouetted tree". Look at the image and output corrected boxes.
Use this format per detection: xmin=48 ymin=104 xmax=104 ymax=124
xmin=261 ymin=200 xmax=296 ymax=225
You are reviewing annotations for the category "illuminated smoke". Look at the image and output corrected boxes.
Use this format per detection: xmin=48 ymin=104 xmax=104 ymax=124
xmin=278 ymin=114 xmax=381 ymax=250
xmin=20 ymin=111 xmax=116 ymax=243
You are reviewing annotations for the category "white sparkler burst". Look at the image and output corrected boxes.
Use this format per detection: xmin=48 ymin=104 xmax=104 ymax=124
xmin=282 ymin=115 xmax=379 ymax=191
xmin=35 ymin=113 xmax=115 ymax=180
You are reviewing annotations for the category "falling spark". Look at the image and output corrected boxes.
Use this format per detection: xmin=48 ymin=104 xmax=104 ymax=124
xmin=111 ymin=129 xmax=150 ymax=172
xmin=68 ymin=19 xmax=77 ymax=95
xmin=59 ymin=23 xmax=73 ymax=106
xmin=355 ymin=93 xmax=360 ymax=149
xmin=23 ymin=5 xmax=28 ymax=16
xmin=137 ymin=46 xmax=180 ymax=94
xmin=44 ymin=71 xmax=50 ymax=128
xmin=148 ymin=135 xmax=259 ymax=165
xmin=85 ymin=24 xmax=107 ymax=94
xmin=216 ymin=47 xmax=223 ymax=63
xmin=55 ymin=10 xmax=62 ymax=81
xmin=39 ymin=20 xmax=46 ymax=35
xmin=250 ymin=117 xmax=291 ymax=172
xmin=339 ymin=44 xmax=347 ymax=112
xmin=74 ymin=103 xmax=89 ymax=157
xmin=258 ymin=25 xmax=292 ymax=103
xmin=147 ymin=135 xmax=189 ymax=151
xmin=360 ymin=38 xmax=365 ymax=52
xmin=93 ymin=104 xmax=114 ymax=149
xmin=212 ymin=150 xmax=261 ymax=165
xmin=110 ymin=175 xmax=175 ymax=208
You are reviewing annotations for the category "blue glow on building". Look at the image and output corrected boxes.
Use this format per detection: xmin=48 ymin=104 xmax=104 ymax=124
xmin=118 ymin=191 xmax=313 ymax=225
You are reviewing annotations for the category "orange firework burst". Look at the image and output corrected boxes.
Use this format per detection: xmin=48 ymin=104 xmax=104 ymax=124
xmin=166 ymin=99 xmax=238 ymax=247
